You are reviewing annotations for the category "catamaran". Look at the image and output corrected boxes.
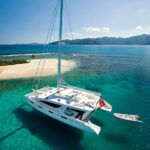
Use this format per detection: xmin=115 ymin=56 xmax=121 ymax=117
xmin=25 ymin=0 xmax=112 ymax=135
xmin=25 ymin=0 xmax=143 ymax=135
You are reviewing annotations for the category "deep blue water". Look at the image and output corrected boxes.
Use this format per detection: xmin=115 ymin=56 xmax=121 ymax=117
xmin=1 ymin=45 xmax=150 ymax=57
xmin=0 ymin=45 xmax=150 ymax=150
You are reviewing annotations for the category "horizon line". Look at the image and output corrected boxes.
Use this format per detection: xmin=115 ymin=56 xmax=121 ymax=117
xmin=0 ymin=34 xmax=149 ymax=45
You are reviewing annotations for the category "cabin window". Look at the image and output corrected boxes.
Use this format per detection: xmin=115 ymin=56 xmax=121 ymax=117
xmin=41 ymin=101 xmax=61 ymax=108
xmin=48 ymin=110 xmax=53 ymax=113
xmin=65 ymin=108 xmax=84 ymax=118
xmin=61 ymin=116 xmax=67 ymax=119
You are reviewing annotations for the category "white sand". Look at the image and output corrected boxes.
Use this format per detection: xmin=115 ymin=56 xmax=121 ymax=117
xmin=0 ymin=59 xmax=75 ymax=80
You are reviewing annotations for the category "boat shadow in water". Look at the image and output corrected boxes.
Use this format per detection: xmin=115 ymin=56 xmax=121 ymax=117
xmin=13 ymin=107 xmax=84 ymax=150
xmin=91 ymin=117 xmax=105 ymax=128
xmin=103 ymin=133 xmax=132 ymax=147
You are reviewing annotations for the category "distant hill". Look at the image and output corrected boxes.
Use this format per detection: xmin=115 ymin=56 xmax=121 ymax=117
xmin=50 ymin=34 xmax=150 ymax=45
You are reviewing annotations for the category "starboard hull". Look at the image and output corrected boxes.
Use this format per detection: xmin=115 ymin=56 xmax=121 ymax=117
xmin=26 ymin=98 xmax=101 ymax=135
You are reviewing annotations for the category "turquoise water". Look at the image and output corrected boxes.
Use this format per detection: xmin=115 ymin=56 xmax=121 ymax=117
xmin=0 ymin=45 xmax=150 ymax=150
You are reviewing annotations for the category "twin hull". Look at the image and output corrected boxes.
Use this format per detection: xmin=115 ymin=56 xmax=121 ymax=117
xmin=26 ymin=99 xmax=101 ymax=135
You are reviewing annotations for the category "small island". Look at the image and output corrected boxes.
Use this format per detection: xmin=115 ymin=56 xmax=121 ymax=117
xmin=50 ymin=34 xmax=150 ymax=45
xmin=0 ymin=59 xmax=76 ymax=80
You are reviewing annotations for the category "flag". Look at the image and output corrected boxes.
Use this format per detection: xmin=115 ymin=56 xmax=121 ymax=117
xmin=99 ymin=98 xmax=105 ymax=107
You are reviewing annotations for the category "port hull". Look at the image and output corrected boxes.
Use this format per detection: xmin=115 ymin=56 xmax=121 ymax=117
xmin=26 ymin=99 xmax=101 ymax=135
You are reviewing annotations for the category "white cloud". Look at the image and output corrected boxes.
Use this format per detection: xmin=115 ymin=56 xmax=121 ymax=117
xmin=82 ymin=26 xmax=110 ymax=33
xmin=102 ymin=27 xmax=110 ymax=32
xmin=82 ymin=27 xmax=101 ymax=33
xmin=68 ymin=32 xmax=79 ymax=36
xmin=135 ymin=25 xmax=143 ymax=30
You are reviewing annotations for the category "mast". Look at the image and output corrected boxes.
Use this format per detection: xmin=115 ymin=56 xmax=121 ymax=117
xmin=57 ymin=0 xmax=63 ymax=91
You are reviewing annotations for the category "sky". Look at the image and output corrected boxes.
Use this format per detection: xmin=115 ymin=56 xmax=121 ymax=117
xmin=0 ymin=0 xmax=150 ymax=44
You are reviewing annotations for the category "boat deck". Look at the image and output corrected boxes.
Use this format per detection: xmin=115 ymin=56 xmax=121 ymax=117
xmin=26 ymin=86 xmax=100 ymax=111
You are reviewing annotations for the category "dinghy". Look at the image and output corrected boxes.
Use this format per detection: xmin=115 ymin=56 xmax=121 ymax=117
xmin=113 ymin=113 xmax=144 ymax=123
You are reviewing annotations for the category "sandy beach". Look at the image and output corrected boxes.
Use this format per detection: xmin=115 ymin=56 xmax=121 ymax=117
xmin=0 ymin=59 xmax=75 ymax=80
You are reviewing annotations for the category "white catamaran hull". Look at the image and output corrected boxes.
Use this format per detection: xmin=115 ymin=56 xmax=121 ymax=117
xmin=26 ymin=99 xmax=101 ymax=135
xmin=99 ymin=100 xmax=112 ymax=112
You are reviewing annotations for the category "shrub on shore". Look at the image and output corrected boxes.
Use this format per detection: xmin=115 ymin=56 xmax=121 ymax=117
xmin=0 ymin=59 xmax=29 ymax=66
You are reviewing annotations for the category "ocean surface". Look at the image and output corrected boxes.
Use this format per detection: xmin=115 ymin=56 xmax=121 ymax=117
xmin=0 ymin=45 xmax=150 ymax=150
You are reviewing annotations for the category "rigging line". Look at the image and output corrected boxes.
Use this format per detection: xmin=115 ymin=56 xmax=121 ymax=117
xmin=33 ymin=0 xmax=60 ymax=88
xmin=39 ymin=12 xmax=59 ymax=85
xmin=32 ymin=0 xmax=60 ymax=89
xmin=36 ymin=1 xmax=59 ymax=88
xmin=40 ymin=17 xmax=58 ymax=85
xmin=41 ymin=0 xmax=60 ymax=56
xmin=65 ymin=0 xmax=81 ymax=87
xmin=36 ymin=0 xmax=60 ymax=88
xmin=64 ymin=0 xmax=73 ymax=40
xmin=65 ymin=0 xmax=77 ymax=81
xmin=37 ymin=0 xmax=60 ymax=78
xmin=39 ymin=0 xmax=73 ymax=87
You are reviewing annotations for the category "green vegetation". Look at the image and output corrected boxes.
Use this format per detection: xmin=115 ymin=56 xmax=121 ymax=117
xmin=0 ymin=59 xmax=29 ymax=66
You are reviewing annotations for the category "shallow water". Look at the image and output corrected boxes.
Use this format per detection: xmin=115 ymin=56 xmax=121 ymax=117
xmin=0 ymin=45 xmax=150 ymax=150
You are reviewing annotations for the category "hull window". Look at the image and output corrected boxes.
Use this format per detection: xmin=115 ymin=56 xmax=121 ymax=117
xmin=41 ymin=101 xmax=61 ymax=108
xmin=65 ymin=108 xmax=84 ymax=119
xmin=48 ymin=110 xmax=54 ymax=113
xmin=61 ymin=116 xmax=67 ymax=119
